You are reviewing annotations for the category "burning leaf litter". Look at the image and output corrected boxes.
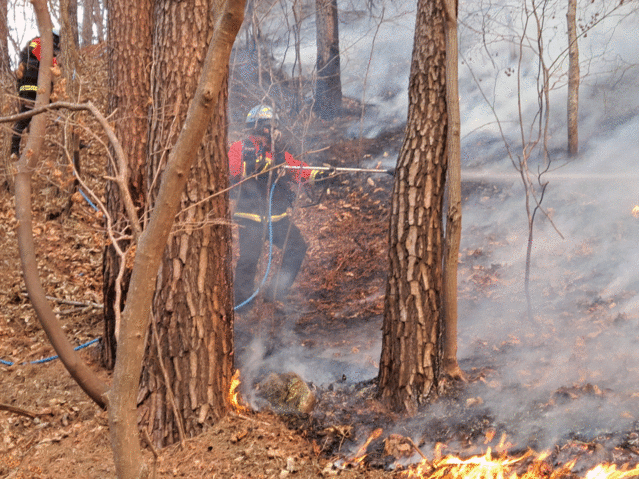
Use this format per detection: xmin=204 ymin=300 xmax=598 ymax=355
xmin=228 ymin=369 xmax=249 ymax=414
xmin=398 ymin=447 xmax=639 ymax=479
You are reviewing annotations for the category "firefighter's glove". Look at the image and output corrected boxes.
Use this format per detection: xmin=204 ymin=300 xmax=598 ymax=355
xmin=313 ymin=166 xmax=336 ymax=182
xmin=14 ymin=63 xmax=25 ymax=80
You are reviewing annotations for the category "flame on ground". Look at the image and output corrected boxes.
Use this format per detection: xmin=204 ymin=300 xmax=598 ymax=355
xmin=354 ymin=428 xmax=383 ymax=463
xmin=340 ymin=428 xmax=384 ymax=468
xmin=401 ymin=447 xmax=639 ymax=478
xmin=632 ymin=205 xmax=639 ymax=218
xmin=228 ymin=369 xmax=248 ymax=413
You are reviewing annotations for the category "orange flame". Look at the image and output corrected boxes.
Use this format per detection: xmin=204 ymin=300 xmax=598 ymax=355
xmin=342 ymin=428 xmax=384 ymax=467
xmin=402 ymin=447 xmax=639 ymax=479
xmin=228 ymin=369 xmax=248 ymax=413
xmin=632 ymin=206 xmax=639 ymax=218
xmin=584 ymin=463 xmax=639 ymax=479
xmin=403 ymin=449 xmax=572 ymax=479
xmin=352 ymin=428 xmax=383 ymax=465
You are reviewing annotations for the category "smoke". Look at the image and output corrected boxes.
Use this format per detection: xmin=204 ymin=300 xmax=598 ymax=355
xmin=236 ymin=307 xmax=382 ymax=410
xmin=453 ymin=4 xmax=639 ymax=445
xmin=232 ymin=0 xmax=639 ymax=457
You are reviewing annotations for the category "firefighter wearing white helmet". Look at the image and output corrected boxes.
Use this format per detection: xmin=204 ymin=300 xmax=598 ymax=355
xmin=228 ymin=104 xmax=333 ymax=307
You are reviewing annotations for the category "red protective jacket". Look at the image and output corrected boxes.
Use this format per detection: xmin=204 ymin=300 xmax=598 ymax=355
xmin=228 ymin=136 xmax=321 ymax=183
xmin=228 ymin=136 xmax=324 ymax=222
xmin=18 ymin=37 xmax=58 ymax=92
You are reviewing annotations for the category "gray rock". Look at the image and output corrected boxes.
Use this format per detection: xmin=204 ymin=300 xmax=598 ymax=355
xmin=258 ymin=372 xmax=316 ymax=414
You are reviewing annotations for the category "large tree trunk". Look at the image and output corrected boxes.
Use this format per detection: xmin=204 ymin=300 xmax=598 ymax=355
xmin=108 ymin=1 xmax=244 ymax=474
xmin=377 ymin=0 xmax=448 ymax=415
xmin=60 ymin=0 xmax=79 ymax=57
xmin=138 ymin=0 xmax=235 ymax=447
xmin=81 ymin=0 xmax=95 ymax=47
xmin=102 ymin=0 xmax=153 ymax=369
xmin=0 ymin=0 xmax=9 ymax=76
xmin=314 ymin=0 xmax=342 ymax=120
xmin=567 ymin=0 xmax=579 ymax=157
xmin=441 ymin=0 xmax=464 ymax=381
xmin=1 ymin=0 xmax=11 ymax=167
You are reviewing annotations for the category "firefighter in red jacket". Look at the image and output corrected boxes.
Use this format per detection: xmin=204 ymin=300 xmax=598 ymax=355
xmin=229 ymin=105 xmax=332 ymax=307
xmin=11 ymin=29 xmax=60 ymax=157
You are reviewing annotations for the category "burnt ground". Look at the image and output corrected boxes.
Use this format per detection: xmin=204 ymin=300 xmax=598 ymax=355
xmin=2 ymin=46 xmax=639 ymax=479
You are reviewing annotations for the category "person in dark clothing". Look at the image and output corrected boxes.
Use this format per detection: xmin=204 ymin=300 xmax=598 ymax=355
xmin=229 ymin=104 xmax=333 ymax=307
xmin=11 ymin=29 xmax=60 ymax=157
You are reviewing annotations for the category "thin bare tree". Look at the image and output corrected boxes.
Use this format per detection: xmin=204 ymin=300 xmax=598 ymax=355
xmin=81 ymin=0 xmax=102 ymax=46
xmin=314 ymin=0 xmax=342 ymax=119
xmin=442 ymin=0 xmax=464 ymax=381
xmin=60 ymin=0 xmax=78 ymax=50
xmin=9 ymin=0 xmax=109 ymax=409
xmin=566 ymin=0 xmax=579 ymax=156
xmin=0 ymin=0 xmax=9 ymax=75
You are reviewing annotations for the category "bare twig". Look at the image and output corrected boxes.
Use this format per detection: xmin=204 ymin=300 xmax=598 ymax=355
xmin=0 ymin=403 xmax=39 ymax=419
xmin=35 ymin=294 xmax=102 ymax=308
xmin=0 ymin=100 xmax=142 ymax=240
xmin=142 ymin=428 xmax=160 ymax=459
xmin=142 ymin=428 xmax=159 ymax=479
xmin=407 ymin=437 xmax=428 ymax=461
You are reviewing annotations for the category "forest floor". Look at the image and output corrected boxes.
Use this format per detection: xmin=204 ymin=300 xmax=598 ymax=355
xmin=2 ymin=44 xmax=639 ymax=479
xmin=0 ymin=100 xmax=409 ymax=478
xmin=0 ymin=39 xmax=409 ymax=476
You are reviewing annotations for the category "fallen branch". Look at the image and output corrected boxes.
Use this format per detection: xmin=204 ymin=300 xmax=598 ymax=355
xmin=57 ymin=306 xmax=96 ymax=315
xmin=0 ymin=402 xmax=39 ymax=419
xmin=407 ymin=437 xmax=428 ymax=461
xmin=20 ymin=293 xmax=103 ymax=309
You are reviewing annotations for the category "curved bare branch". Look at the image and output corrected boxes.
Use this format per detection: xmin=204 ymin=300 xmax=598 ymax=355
xmin=2 ymin=100 xmax=142 ymax=239
xmin=14 ymin=0 xmax=109 ymax=409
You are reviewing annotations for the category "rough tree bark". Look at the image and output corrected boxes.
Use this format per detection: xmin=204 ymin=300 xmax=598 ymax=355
xmin=567 ymin=0 xmax=579 ymax=156
xmin=108 ymin=0 xmax=245 ymax=474
xmin=441 ymin=0 xmax=464 ymax=381
xmin=60 ymin=0 xmax=79 ymax=51
xmin=0 ymin=0 xmax=9 ymax=76
xmin=101 ymin=0 xmax=153 ymax=369
xmin=81 ymin=0 xmax=97 ymax=47
xmin=314 ymin=0 xmax=342 ymax=120
xmin=140 ymin=0 xmax=237 ymax=448
xmin=377 ymin=0 xmax=448 ymax=415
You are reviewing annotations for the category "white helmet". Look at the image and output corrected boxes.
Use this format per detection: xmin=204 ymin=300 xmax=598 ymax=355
xmin=246 ymin=104 xmax=277 ymax=127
